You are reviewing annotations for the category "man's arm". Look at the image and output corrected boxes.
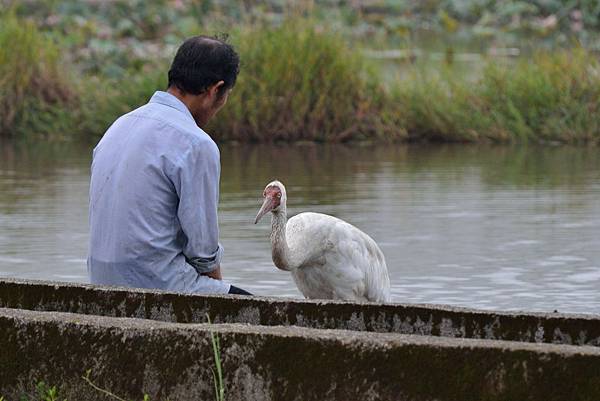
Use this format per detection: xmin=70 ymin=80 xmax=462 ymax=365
xmin=171 ymin=142 xmax=223 ymax=278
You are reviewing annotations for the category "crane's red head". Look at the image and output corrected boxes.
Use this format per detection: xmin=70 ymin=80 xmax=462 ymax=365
xmin=254 ymin=180 xmax=286 ymax=224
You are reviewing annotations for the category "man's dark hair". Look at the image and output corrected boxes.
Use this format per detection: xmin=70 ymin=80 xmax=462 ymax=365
xmin=168 ymin=35 xmax=240 ymax=96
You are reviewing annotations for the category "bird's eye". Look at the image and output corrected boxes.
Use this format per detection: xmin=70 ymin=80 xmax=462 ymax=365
xmin=277 ymin=193 xmax=281 ymax=198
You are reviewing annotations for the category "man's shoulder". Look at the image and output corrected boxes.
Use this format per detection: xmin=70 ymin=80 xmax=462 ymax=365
xmin=125 ymin=102 xmax=218 ymax=150
xmin=125 ymin=102 xmax=189 ymax=133
xmin=96 ymin=100 xmax=219 ymax=162
xmin=178 ymin=129 xmax=220 ymax=166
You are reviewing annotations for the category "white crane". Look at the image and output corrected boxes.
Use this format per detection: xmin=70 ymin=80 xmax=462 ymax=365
xmin=254 ymin=180 xmax=391 ymax=303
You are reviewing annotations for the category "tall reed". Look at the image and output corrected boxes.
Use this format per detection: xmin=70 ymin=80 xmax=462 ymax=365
xmin=209 ymin=20 xmax=400 ymax=142
xmin=0 ymin=12 xmax=74 ymax=139
xmin=1 ymin=11 xmax=598 ymax=144
xmin=392 ymin=49 xmax=600 ymax=143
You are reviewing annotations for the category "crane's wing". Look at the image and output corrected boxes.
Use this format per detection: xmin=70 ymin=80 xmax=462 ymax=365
xmin=288 ymin=212 xmax=391 ymax=302
xmin=330 ymin=223 xmax=391 ymax=302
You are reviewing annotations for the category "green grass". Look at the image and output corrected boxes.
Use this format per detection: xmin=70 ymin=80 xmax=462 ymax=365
xmin=209 ymin=20 xmax=399 ymax=142
xmin=33 ymin=382 xmax=66 ymax=401
xmin=1 ymin=10 xmax=599 ymax=144
xmin=206 ymin=314 xmax=225 ymax=401
xmin=0 ymin=381 xmax=66 ymax=401
xmin=392 ymin=49 xmax=600 ymax=144
xmin=0 ymin=11 xmax=74 ymax=140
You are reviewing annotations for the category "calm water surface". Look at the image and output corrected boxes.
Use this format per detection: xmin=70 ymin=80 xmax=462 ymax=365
xmin=0 ymin=143 xmax=599 ymax=314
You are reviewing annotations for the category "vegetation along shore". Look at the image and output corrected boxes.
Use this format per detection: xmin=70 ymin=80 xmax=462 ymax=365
xmin=1 ymin=0 xmax=599 ymax=144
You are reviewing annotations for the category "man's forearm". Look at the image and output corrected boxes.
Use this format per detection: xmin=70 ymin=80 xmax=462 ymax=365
xmin=185 ymin=245 xmax=224 ymax=277
xmin=201 ymin=265 xmax=222 ymax=280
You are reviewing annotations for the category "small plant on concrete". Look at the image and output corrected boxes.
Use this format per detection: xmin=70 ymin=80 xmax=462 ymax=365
xmin=82 ymin=370 xmax=150 ymax=401
xmin=1 ymin=382 xmax=68 ymax=401
xmin=35 ymin=382 xmax=66 ymax=401
xmin=206 ymin=314 xmax=225 ymax=401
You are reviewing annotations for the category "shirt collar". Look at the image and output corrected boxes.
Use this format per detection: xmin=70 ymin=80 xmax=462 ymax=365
xmin=149 ymin=91 xmax=195 ymax=122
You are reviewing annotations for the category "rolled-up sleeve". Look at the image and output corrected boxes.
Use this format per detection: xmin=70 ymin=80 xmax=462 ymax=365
xmin=172 ymin=142 xmax=223 ymax=274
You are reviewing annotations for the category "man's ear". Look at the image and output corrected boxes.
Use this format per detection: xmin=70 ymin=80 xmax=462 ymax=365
xmin=209 ymin=80 xmax=226 ymax=97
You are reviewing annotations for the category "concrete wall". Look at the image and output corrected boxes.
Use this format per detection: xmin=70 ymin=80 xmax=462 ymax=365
xmin=2 ymin=307 xmax=600 ymax=401
xmin=1 ymin=278 xmax=599 ymax=346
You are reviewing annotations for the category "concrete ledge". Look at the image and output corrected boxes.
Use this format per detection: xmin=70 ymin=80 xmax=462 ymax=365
xmin=1 ymin=278 xmax=600 ymax=346
xmin=1 ymin=307 xmax=600 ymax=401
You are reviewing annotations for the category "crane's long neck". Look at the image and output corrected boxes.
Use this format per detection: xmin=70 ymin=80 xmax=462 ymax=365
xmin=270 ymin=204 xmax=295 ymax=271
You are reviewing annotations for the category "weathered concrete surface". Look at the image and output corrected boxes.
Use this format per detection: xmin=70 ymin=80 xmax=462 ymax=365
xmin=1 ymin=307 xmax=600 ymax=401
xmin=1 ymin=278 xmax=600 ymax=346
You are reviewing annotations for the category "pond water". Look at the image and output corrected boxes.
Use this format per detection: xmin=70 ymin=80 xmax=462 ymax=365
xmin=0 ymin=142 xmax=599 ymax=314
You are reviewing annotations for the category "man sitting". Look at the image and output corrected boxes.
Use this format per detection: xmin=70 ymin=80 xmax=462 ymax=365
xmin=88 ymin=35 xmax=250 ymax=296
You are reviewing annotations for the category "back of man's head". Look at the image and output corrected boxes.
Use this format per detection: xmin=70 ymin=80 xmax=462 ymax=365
xmin=168 ymin=35 xmax=240 ymax=96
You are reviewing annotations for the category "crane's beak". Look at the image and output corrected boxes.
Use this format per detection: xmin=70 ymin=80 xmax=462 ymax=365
xmin=254 ymin=196 xmax=275 ymax=224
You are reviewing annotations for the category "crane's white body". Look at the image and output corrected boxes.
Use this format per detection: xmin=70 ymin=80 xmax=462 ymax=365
xmin=284 ymin=212 xmax=391 ymax=302
xmin=256 ymin=180 xmax=391 ymax=303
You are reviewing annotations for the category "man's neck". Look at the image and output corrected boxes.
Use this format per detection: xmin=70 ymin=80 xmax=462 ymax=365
xmin=167 ymin=87 xmax=209 ymax=127
xmin=167 ymin=87 xmax=193 ymax=112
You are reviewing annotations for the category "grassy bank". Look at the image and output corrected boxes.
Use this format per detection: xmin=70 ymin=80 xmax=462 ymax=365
xmin=393 ymin=50 xmax=600 ymax=143
xmin=0 ymin=12 xmax=74 ymax=140
xmin=0 ymin=11 xmax=599 ymax=144
xmin=209 ymin=21 xmax=398 ymax=142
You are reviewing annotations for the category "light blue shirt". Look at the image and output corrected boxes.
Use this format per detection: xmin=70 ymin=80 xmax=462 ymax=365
xmin=88 ymin=91 xmax=230 ymax=294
